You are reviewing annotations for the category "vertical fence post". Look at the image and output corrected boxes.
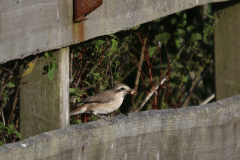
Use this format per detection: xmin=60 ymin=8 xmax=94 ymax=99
xmin=20 ymin=48 xmax=69 ymax=139
xmin=214 ymin=1 xmax=240 ymax=100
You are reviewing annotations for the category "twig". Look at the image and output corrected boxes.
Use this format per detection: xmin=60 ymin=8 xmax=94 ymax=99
xmin=132 ymin=36 xmax=147 ymax=102
xmin=0 ymin=68 xmax=3 ymax=77
xmin=160 ymin=89 xmax=167 ymax=109
xmin=1 ymin=104 xmax=6 ymax=126
xmin=3 ymin=68 xmax=12 ymax=74
xmin=109 ymin=56 xmax=113 ymax=87
xmin=200 ymin=94 xmax=215 ymax=105
xmin=181 ymin=75 xmax=201 ymax=107
xmin=0 ymin=89 xmax=15 ymax=101
xmin=7 ymin=78 xmax=21 ymax=126
xmin=0 ymin=62 xmax=18 ymax=100
xmin=181 ymin=61 xmax=214 ymax=107
xmin=136 ymin=77 xmax=167 ymax=112
xmin=74 ymin=61 xmax=89 ymax=88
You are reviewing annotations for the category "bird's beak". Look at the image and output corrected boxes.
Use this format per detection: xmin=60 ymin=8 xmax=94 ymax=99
xmin=127 ymin=89 xmax=138 ymax=95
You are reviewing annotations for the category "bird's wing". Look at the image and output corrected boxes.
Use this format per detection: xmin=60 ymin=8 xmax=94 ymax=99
xmin=81 ymin=90 xmax=115 ymax=103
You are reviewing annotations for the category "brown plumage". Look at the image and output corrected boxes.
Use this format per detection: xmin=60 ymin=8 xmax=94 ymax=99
xmin=70 ymin=84 xmax=137 ymax=117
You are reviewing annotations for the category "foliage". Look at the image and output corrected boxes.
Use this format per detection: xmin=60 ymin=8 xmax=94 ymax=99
xmin=0 ymin=4 xmax=218 ymax=145
xmin=70 ymin=5 xmax=217 ymax=123
xmin=0 ymin=122 xmax=21 ymax=146
xmin=43 ymin=51 xmax=58 ymax=80
xmin=0 ymin=50 xmax=58 ymax=146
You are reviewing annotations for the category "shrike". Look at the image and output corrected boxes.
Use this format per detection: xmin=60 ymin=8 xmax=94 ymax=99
xmin=70 ymin=84 xmax=137 ymax=120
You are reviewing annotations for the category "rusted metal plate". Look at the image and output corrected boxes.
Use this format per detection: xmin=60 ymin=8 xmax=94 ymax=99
xmin=73 ymin=0 xmax=103 ymax=22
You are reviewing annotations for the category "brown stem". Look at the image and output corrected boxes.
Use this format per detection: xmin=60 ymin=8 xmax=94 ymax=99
xmin=136 ymin=77 xmax=167 ymax=112
xmin=0 ymin=62 xmax=18 ymax=100
xmin=182 ymin=75 xmax=200 ymax=108
xmin=109 ymin=56 xmax=113 ymax=88
xmin=1 ymin=104 xmax=6 ymax=126
xmin=132 ymin=37 xmax=148 ymax=102
xmin=7 ymin=78 xmax=21 ymax=126
xmin=74 ymin=61 xmax=89 ymax=89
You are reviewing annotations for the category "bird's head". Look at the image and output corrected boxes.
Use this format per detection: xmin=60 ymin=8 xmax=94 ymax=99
xmin=113 ymin=84 xmax=137 ymax=98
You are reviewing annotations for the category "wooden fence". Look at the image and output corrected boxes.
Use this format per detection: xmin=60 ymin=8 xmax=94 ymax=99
xmin=1 ymin=1 xmax=240 ymax=159
xmin=0 ymin=0 xmax=229 ymax=64
xmin=0 ymin=95 xmax=240 ymax=160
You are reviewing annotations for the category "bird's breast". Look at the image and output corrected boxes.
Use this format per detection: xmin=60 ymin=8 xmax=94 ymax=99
xmin=110 ymin=96 xmax=124 ymax=109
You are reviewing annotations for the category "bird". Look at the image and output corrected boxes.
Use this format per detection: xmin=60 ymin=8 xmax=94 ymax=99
xmin=70 ymin=84 xmax=137 ymax=120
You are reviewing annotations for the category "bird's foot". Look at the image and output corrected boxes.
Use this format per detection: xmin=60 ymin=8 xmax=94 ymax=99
xmin=96 ymin=115 xmax=113 ymax=124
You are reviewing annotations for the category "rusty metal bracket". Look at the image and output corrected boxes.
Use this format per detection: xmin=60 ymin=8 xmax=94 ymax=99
xmin=73 ymin=0 xmax=103 ymax=22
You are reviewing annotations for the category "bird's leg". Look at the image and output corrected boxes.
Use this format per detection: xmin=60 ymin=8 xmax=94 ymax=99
xmin=93 ymin=112 xmax=112 ymax=123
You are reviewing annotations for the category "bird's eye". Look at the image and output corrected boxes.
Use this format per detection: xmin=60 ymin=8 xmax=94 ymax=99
xmin=121 ymin=87 xmax=125 ymax=90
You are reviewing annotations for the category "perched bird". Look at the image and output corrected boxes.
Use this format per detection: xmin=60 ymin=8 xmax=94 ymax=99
xmin=70 ymin=84 xmax=137 ymax=119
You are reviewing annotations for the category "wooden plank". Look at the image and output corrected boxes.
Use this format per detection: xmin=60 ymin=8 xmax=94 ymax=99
xmin=0 ymin=0 xmax=230 ymax=64
xmin=19 ymin=48 xmax=69 ymax=139
xmin=214 ymin=1 xmax=240 ymax=100
xmin=0 ymin=95 xmax=240 ymax=159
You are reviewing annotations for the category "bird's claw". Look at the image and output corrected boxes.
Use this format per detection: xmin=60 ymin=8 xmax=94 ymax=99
xmin=102 ymin=116 xmax=113 ymax=124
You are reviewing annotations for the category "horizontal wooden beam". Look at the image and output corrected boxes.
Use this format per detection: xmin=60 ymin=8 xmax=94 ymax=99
xmin=0 ymin=0 xmax=229 ymax=64
xmin=0 ymin=95 xmax=240 ymax=159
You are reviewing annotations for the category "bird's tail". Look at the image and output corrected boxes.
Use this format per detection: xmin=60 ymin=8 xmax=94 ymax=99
xmin=70 ymin=104 xmax=88 ymax=116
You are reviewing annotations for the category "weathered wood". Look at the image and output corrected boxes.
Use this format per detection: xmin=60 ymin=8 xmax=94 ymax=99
xmin=0 ymin=0 xmax=230 ymax=64
xmin=214 ymin=1 xmax=240 ymax=100
xmin=19 ymin=48 xmax=69 ymax=139
xmin=0 ymin=95 xmax=239 ymax=159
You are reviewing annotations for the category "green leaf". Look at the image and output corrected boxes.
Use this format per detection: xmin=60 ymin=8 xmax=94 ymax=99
xmin=95 ymin=40 xmax=106 ymax=48
xmin=187 ymin=25 xmax=196 ymax=33
xmin=0 ymin=123 xmax=8 ymax=130
xmin=14 ymin=131 xmax=22 ymax=138
xmin=178 ymin=13 xmax=187 ymax=27
xmin=5 ymin=82 xmax=15 ymax=88
xmin=169 ymin=83 xmax=177 ymax=88
xmin=85 ymin=81 xmax=90 ymax=85
xmin=171 ymin=72 xmax=180 ymax=77
xmin=148 ymin=46 xmax=158 ymax=57
xmin=71 ymin=119 xmax=82 ymax=125
xmin=115 ymin=60 xmax=120 ymax=66
xmin=190 ymin=33 xmax=202 ymax=43
xmin=48 ymin=61 xmax=58 ymax=80
xmin=175 ymin=62 xmax=184 ymax=68
xmin=106 ymin=39 xmax=119 ymax=56
xmin=182 ymin=76 xmax=188 ymax=83
xmin=93 ymin=73 xmax=100 ymax=81
xmin=44 ymin=52 xmax=49 ymax=59
xmin=110 ymin=39 xmax=118 ymax=52
xmin=206 ymin=14 xmax=214 ymax=19
xmin=69 ymin=88 xmax=86 ymax=96
xmin=0 ymin=142 xmax=3 ymax=146
xmin=159 ymin=32 xmax=171 ymax=44
xmin=48 ymin=51 xmax=54 ymax=58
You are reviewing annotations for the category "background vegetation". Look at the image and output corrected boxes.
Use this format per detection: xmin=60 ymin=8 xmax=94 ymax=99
xmin=0 ymin=4 xmax=217 ymax=144
xmin=69 ymin=5 xmax=217 ymax=123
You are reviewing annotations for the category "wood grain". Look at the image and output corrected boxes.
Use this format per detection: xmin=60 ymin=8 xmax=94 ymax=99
xmin=1 ymin=95 xmax=240 ymax=159
xmin=19 ymin=48 xmax=69 ymax=139
xmin=0 ymin=0 xmax=229 ymax=64
xmin=214 ymin=1 xmax=240 ymax=100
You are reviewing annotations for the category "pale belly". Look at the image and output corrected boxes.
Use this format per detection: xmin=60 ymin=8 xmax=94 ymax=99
xmin=87 ymin=97 xmax=124 ymax=115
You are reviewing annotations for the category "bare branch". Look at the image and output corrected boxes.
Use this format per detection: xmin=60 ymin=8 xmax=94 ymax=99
xmin=136 ymin=77 xmax=167 ymax=112
xmin=200 ymin=94 xmax=215 ymax=105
